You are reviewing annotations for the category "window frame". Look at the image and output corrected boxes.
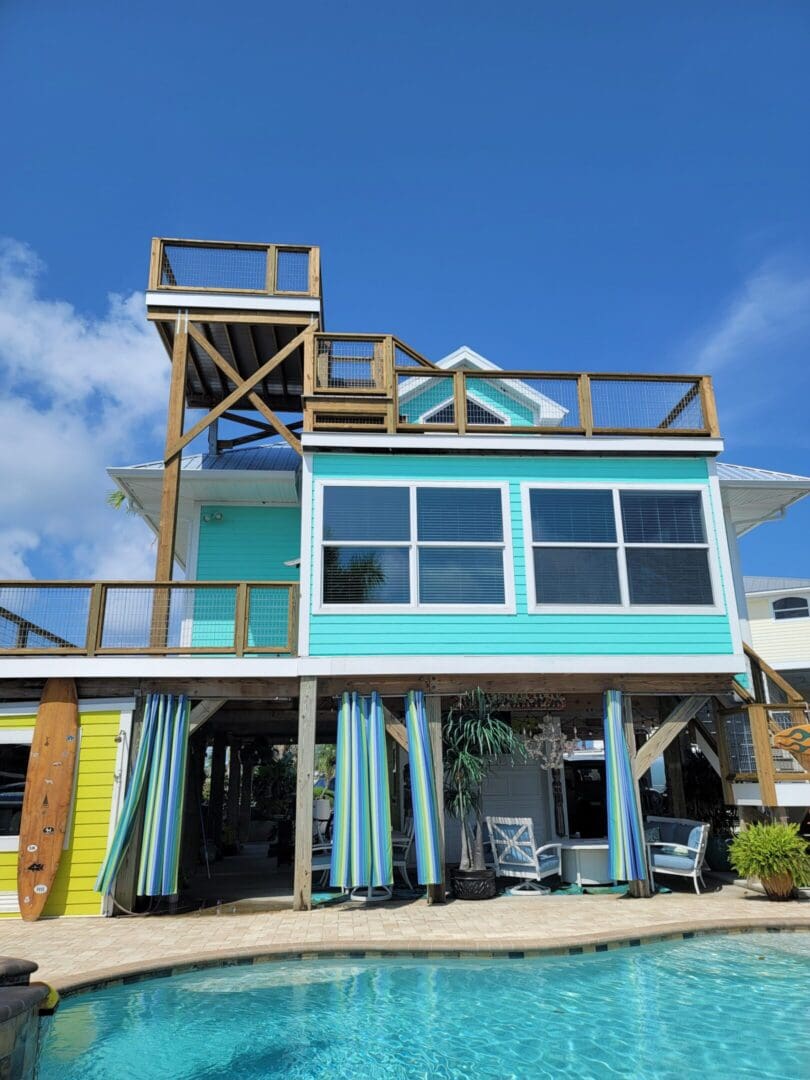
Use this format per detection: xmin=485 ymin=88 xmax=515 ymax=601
xmin=0 ymin=728 xmax=33 ymax=853
xmin=521 ymin=482 xmax=724 ymax=615
xmin=313 ymin=479 xmax=516 ymax=614
xmin=772 ymin=595 xmax=810 ymax=621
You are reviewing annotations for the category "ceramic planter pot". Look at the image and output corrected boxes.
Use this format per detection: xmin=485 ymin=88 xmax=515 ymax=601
xmin=451 ymin=868 xmax=497 ymax=900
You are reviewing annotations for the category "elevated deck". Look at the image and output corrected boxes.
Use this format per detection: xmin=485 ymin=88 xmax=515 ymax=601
xmin=147 ymin=238 xmax=321 ymax=413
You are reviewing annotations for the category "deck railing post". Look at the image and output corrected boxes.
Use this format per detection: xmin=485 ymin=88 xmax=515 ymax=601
xmin=85 ymin=582 xmax=105 ymax=656
xmin=454 ymin=371 xmax=467 ymax=434
xmin=699 ymin=376 xmax=721 ymax=437
xmin=233 ymin=583 xmax=249 ymax=657
xmin=287 ymin=584 xmax=300 ymax=655
xmin=749 ymin=704 xmax=778 ymax=807
xmin=265 ymin=244 xmax=276 ymax=295
xmin=578 ymin=374 xmax=594 ymax=436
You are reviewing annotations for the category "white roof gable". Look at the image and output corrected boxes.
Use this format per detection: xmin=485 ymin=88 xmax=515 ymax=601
xmin=398 ymin=345 xmax=568 ymax=423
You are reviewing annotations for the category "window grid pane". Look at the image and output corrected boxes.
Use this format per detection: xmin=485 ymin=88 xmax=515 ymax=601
xmin=323 ymin=546 xmax=410 ymax=604
xmin=626 ymin=548 xmax=713 ymax=605
xmin=530 ymin=490 xmax=616 ymax=543
xmin=418 ymin=548 xmax=505 ymax=604
xmin=417 ymin=488 xmax=504 ymax=543
xmin=620 ymin=491 xmax=706 ymax=544
xmin=534 ymin=548 xmax=621 ymax=605
xmin=323 ymin=486 xmax=410 ymax=541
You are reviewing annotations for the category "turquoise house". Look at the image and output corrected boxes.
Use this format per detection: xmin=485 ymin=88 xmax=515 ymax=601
xmin=3 ymin=237 xmax=809 ymax=916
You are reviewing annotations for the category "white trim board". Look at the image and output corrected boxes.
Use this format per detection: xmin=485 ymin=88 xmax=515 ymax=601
xmin=0 ymin=658 xmax=303 ymax=678
xmin=0 ymin=655 xmax=745 ymax=678
xmin=0 ymin=698 xmax=137 ymax=717
xmin=303 ymin=433 xmax=725 ymax=455
xmin=294 ymin=653 xmax=746 ymax=677
xmin=145 ymin=291 xmax=321 ymax=314
xmin=298 ymin=453 xmax=315 ymax=656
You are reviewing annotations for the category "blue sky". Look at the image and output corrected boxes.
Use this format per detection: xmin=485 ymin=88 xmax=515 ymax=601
xmin=0 ymin=1 xmax=808 ymax=579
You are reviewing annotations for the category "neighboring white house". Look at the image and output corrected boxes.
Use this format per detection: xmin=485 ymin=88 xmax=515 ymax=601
xmin=744 ymin=576 xmax=810 ymax=699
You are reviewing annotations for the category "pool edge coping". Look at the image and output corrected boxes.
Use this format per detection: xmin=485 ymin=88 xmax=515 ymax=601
xmin=48 ymin=916 xmax=810 ymax=999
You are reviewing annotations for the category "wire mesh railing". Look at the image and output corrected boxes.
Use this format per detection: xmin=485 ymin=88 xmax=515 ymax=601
xmin=0 ymin=582 xmax=298 ymax=656
xmin=589 ymin=376 xmax=707 ymax=433
xmin=149 ymin=239 xmax=320 ymax=297
xmin=307 ymin=355 xmax=718 ymax=437
xmin=314 ymin=335 xmax=389 ymax=393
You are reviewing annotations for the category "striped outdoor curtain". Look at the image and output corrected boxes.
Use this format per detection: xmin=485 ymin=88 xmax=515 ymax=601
xmin=330 ymin=692 xmax=393 ymax=889
xmin=603 ymin=689 xmax=648 ymax=883
xmin=95 ymin=694 xmax=190 ymax=898
xmin=405 ymin=691 xmax=443 ymax=885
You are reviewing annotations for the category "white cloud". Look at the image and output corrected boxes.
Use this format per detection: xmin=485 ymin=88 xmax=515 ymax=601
xmin=682 ymin=257 xmax=810 ymax=447
xmin=687 ymin=257 xmax=810 ymax=372
xmin=0 ymin=240 xmax=167 ymax=578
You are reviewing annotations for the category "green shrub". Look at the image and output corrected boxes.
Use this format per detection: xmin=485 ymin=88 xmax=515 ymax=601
xmin=729 ymin=822 xmax=810 ymax=886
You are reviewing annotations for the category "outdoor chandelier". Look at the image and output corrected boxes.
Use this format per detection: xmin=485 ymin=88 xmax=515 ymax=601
xmin=521 ymin=714 xmax=576 ymax=769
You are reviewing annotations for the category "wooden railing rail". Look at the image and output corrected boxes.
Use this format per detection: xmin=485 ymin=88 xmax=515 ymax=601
xmin=148 ymin=238 xmax=321 ymax=298
xmin=0 ymin=581 xmax=299 ymax=657
xmin=304 ymin=345 xmax=720 ymax=438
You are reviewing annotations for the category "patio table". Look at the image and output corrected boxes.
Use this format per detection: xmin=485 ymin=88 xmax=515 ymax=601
xmin=559 ymin=839 xmax=613 ymax=886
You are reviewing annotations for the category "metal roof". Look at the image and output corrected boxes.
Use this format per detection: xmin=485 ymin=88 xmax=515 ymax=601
xmin=718 ymin=461 xmax=810 ymax=537
xmin=716 ymin=462 xmax=810 ymax=484
xmin=125 ymin=443 xmax=299 ymax=473
xmin=744 ymin=576 xmax=810 ymax=594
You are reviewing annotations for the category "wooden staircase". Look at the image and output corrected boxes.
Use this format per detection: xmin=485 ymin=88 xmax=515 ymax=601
xmin=712 ymin=644 xmax=810 ymax=806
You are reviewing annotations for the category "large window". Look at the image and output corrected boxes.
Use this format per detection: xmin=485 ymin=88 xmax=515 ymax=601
xmin=318 ymin=483 xmax=511 ymax=609
xmin=773 ymin=596 xmax=809 ymax=621
xmin=526 ymin=487 xmax=716 ymax=609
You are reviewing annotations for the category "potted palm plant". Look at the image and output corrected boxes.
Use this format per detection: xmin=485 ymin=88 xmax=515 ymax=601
xmin=729 ymin=821 xmax=810 ymax=900
xmin=444 ymin=689 xmax=526 ymax=900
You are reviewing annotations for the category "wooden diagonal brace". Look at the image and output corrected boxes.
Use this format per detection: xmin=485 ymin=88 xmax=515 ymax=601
xmin=633 ymin=695 xmax=709 ymax=780
xmin=189 ymin=700 xmax=225 ymax=735
xmin=169 ymin=323 xmax=310 ymax=456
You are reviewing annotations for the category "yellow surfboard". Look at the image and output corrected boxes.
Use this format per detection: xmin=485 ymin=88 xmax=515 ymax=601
xmin=17 ymin=679 xmax=79 ymax=921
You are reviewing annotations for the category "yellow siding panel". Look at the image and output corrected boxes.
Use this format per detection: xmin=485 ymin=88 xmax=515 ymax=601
xmin=0 ymin=707 xmax=124 ymax=918
xmin=749 ymin=595 xmax=810 ymax=669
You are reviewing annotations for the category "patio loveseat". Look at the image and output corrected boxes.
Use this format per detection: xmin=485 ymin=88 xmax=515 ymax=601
xmin=645 ymin=815 xmax=710 ymax=894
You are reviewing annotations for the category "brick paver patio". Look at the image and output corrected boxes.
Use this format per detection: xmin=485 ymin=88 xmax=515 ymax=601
xmin=1 ymin=879 xmax=808 ymax=992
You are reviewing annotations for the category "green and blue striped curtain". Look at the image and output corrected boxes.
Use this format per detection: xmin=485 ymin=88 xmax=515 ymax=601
xmin=95 ymin=694 xmax=190 ymax=898
xmin=330 ymin=693 xmax=393 ymax=889
xmin=405 ymin=691 xmax=443 ymax=885
xmin=604 ymin=689 xmax=648 ymax=883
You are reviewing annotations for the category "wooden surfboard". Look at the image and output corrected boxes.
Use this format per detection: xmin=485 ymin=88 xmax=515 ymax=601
xmin=17 ymin=679 xmax=79 ymax=921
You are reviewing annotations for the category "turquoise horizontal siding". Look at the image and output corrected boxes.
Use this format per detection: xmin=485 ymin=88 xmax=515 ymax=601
xmin=196 ymin=505 xmax=301 ymax=581
xmin=308 ymin=454 xmax=735 ymax=657
xmin=193 ymin=505 xmax=301 ymax=651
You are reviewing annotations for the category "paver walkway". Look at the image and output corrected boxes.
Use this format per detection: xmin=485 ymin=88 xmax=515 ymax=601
xmin=1 ymin=880 xmax=808 ymax=991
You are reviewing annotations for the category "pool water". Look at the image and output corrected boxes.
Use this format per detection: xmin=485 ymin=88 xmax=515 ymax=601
xmin=38 ymin=932 xmax=810 ymax=1079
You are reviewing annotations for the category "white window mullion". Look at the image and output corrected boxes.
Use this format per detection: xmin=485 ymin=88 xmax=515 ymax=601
xmin=613 ymin=487 xmax=630 ymax=608
xmin=409 ymin=484 xmax=419 ymax=608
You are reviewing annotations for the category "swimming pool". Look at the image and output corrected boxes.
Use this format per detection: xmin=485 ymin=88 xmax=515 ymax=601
xmin=38 ymin=932 xmax=810 ymax=1079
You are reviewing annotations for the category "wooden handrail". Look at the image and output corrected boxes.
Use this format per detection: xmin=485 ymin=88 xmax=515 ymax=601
xmin=0 ymin=581 xmax=299 ymax=657
xmin=306 ymin=347 xmax=719 ymax=438
xmin=149 ymin=238 xmax=321 ymax=298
